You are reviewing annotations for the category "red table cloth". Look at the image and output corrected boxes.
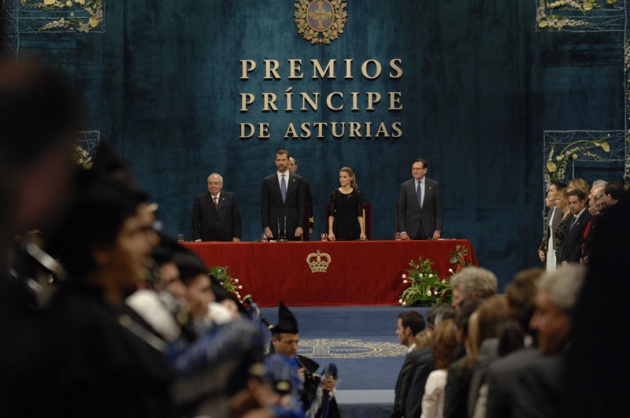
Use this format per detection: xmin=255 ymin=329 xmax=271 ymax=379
xmin=183 ymin=239 xmax=477 ymax=306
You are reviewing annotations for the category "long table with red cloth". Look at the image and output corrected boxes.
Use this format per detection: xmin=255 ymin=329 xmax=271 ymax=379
xmin=183 ymin=239 xmax=477 ymax=307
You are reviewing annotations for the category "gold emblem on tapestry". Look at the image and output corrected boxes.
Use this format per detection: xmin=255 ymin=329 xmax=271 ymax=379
xmin=294 ymin=0 xmax=348 ymax=45
xmin=306 ymin=250 xmax=331 ymax=273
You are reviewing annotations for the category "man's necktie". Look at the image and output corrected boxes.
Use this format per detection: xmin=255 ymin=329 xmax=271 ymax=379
xmin=416 ymin=181 xmax=423 ymax=209
xmin=281 ymin=174 xmax=287 ymax=203
xmin=570 ymin=215 xmax=578 ymax=231
xmin=213 ymin=196 xmax=218 ymax=208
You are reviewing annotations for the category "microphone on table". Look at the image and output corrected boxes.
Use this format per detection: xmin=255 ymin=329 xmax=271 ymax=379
xmin=243 ymin=294 xmax=273 ymax=330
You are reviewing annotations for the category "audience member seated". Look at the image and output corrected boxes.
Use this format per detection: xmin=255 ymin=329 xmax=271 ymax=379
xmin=443 ymin=298 xmax=483 ymax=418
xmin=420 ymin=303 xmax=456 ymax=346
xmin=512 ymin=265 xmax=586 ymax=418
xmin=467 ymin=296 xmax=510 ymax=418
xmin=485 ymin=267 xmax=543 ymax=418
xmin=130 ymin=237 xmax=264 ymax=418
xmin=420 ymin=319 xmax=459 ymax=418
xmin=229 ymin=354 xmax=305 ymax=418
xmin=391 ymin=311 xmax=432 ymax=418
xmin=450 ymin=266 xmax=498 ymax=309
xmin=126 ymin=235 xmax=192 ymax=340
xmin=405 ymin=304 xmax=455 ymax=418
xmin=0 ymin=60 xmax=84 ymax=415
xmin=46 ymin=145 xmax=176 ymax=417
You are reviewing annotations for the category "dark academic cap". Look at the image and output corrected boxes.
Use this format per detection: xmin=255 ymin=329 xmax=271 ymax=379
xmin=46 ymin=142 xmax=152 ymax=279
xmin=151 ymin=232 xmax=182 ymax=266
xmin=272 ymin=301 xmax=299 ymax=334
xmin=208 ymin=275 xmax=231 ymax=302
xmin=172 ymin=251 xmax=208 ymax=284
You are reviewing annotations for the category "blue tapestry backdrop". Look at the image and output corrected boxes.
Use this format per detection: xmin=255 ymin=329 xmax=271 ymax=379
xmin=12 ymin=1 xmax=625 ymax=289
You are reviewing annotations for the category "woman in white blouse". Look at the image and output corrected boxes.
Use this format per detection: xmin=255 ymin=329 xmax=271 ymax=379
xmin=421 ymin=319 xmax=459 ymax=418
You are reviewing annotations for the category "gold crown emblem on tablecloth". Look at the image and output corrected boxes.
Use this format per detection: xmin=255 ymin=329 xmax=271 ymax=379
xmin=306 ymin=250 xmax=331 ymax=273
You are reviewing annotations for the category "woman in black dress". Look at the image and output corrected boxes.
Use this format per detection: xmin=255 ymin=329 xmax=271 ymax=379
xmin=553 ymin=187 xmax=571 ymax=267
xmin=327 ymin=167 xmax=367 ymax=241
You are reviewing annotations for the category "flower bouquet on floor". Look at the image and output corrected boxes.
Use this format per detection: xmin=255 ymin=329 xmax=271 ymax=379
xmin=399 ymin=257 xmax=452 ymax=307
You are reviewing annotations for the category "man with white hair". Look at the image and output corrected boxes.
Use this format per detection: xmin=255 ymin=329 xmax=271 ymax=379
xmin=589 ymin=179 xmax=607 ymax=201
xmin=192 ymin=173 xmax=242 ymax=242
xmin=512 ymin=264 xmax=586 ymax=418
xmin=449 ymin=266 xmax=498 ymax=309
xmin=530 ymin=265 xmax=585 ymax=355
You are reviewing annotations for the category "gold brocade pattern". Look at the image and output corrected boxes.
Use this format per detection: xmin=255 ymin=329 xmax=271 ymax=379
xmin=298 ymin=338 xmax=406 ymax=359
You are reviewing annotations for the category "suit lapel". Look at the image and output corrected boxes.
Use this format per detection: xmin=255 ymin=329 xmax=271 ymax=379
xmin=216 ymin=195 xmax=223 ymax=211
xmin=576 ymin=211 xmax=589 ymax=230
xmin=272 ymin=174 xmax=282 ymax=199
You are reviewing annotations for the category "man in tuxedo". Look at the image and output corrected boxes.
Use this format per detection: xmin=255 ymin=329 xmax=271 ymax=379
xmin=192 ymin=173 xmax=241 ymax=242
xmin=261 ymin=150 xmax=306 ymax=241
xmin=560 ymin=189 xmax=590 ymax=265
xmin=397 ymin=158 xmax=444 ymax=240
xmin=391 ymin=311 xmax=432 ymax=418
xmin=289 ymin=156 xmax=314 ymax=239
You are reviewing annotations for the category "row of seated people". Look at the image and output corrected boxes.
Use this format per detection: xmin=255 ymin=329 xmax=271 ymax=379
xmin=0 ymin=61 xmax=332 ymax=418
xmin=391 ymin=261 xmax=597 ymax=418
xmin=2 ymin=142 xmax=336 ymax=418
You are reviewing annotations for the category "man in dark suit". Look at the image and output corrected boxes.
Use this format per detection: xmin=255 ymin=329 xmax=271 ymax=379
xmin=261 ymin=150 xmax=306 ymax=241
xmin=512 ymin=265 xmax=586 ymax=418
xmin=391 ymin=311 xmax=429 ymax=418
xmin=560 ymin=189 xmax=590 ymax=265
xmin=564 ymin=190 xmax=629 ymax=418
xmin=397 ymin=158 xmax=444 ymax=240
xmin=485 ymin=267 xmax=543 ymax=418
xmin=192 ymin=173 xmax=241 ymax=242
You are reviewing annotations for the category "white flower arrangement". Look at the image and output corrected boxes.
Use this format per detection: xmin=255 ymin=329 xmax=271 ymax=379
xmin=208 ymin=265 xmax=246 ymax=302
xmin=399 ymin=257 xmax=453 ymax=307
